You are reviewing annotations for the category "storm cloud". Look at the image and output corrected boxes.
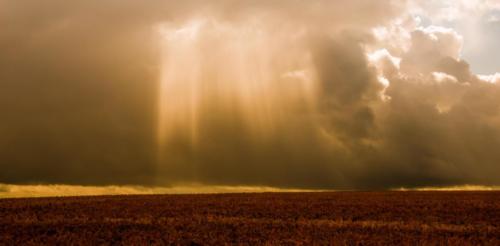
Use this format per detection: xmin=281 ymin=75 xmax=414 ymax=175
xmin=1 ymin=0 xmax=499 ymax=190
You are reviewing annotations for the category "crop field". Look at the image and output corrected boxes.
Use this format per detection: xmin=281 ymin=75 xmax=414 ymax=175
xmin=1 ymin=191 xmax=499 ymax=245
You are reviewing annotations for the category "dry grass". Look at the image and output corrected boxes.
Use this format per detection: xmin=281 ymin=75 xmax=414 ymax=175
xmin=1 ymin=191 xmax=499 ymax=245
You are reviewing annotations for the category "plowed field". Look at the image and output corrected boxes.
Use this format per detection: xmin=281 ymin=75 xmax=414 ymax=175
xmin=1 ymin=191 xmax=499 ymax=245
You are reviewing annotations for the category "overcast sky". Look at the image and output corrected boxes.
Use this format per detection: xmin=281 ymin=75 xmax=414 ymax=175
xmin=1 ymin=0 xmax=499 ymax=191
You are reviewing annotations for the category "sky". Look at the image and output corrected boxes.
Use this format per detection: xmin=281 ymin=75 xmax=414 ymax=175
xmin=409 ymin=0 xmax=500 ymax=74
xmin=1 ymin=0 xmax=500 ymax=195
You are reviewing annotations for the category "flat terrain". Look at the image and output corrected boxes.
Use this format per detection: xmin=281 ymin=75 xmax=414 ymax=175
xmin=1 ymin=192 xmax=499 ymax=245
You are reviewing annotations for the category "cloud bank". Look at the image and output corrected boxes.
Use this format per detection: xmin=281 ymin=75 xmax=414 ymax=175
xmin=1 ymin=0 xmax=499 ymax=190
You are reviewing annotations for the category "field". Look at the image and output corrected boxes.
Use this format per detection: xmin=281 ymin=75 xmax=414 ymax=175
xmin=1 ymin=191 xmax=499 ymax=245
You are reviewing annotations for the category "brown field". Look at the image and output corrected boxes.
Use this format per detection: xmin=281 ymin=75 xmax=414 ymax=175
xmin=1 ymin=191 xmax=499 ymax=245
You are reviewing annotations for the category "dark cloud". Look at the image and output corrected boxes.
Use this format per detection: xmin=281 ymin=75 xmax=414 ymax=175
xmin=0 ymin=0 xmax=163 ymax=185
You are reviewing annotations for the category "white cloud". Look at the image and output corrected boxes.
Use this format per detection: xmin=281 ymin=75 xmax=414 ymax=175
xmin=478 ymin=73 xmax=500 ymax=83
xmin=432 ymin=72 xmax=459 ymax=84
